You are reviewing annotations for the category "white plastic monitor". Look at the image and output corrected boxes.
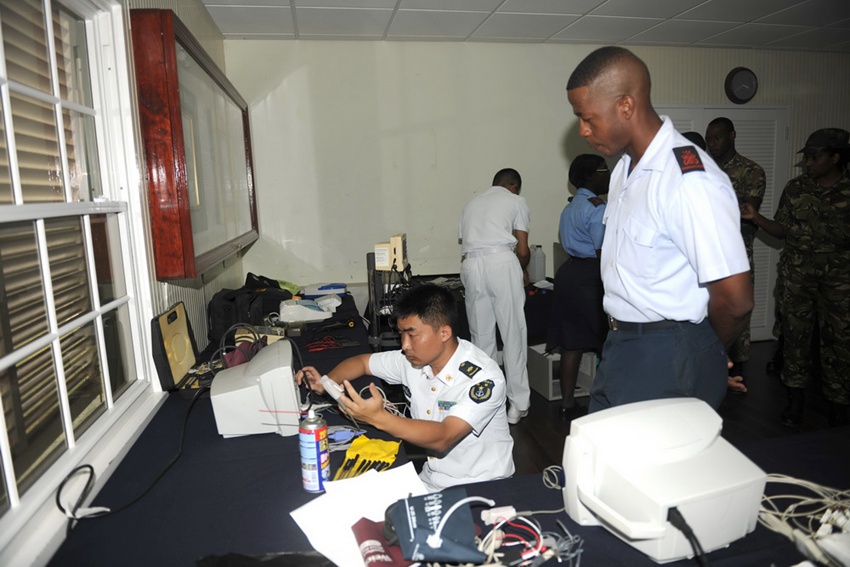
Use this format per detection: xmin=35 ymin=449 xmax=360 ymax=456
xmin=562 ymin=398 xmax=766 ymax=563
xmin=210 ymin=339 xmax=302 ymax=438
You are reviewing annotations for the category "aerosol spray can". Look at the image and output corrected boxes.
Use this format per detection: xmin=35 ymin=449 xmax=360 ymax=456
xmin=299 ymin=409 xmax=330 ymax=493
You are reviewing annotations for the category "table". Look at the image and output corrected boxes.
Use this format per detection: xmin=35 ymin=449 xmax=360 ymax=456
xmin=49 ymin=294 xmax=850 ymax=566
xmin=49 ymin=294 xmax=382 ymax=567
xmin=464 ymin=425 xmax=850 ymax=567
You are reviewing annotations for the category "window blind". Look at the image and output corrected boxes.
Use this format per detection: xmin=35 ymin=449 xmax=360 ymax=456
xmin=0 ymin=0 xmax=104 ymax=499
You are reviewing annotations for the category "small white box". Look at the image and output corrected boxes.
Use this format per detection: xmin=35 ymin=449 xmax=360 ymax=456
xmin=527 ymin=344 xmax=597 ymax=401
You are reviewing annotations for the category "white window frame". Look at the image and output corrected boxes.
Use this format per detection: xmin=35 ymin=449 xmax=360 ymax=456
xmin=0 ymin=2 xmax=163 ymax=566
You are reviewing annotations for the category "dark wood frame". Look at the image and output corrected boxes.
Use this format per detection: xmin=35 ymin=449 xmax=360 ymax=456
xmin=130 ymin=9 xmax=258 ymax=280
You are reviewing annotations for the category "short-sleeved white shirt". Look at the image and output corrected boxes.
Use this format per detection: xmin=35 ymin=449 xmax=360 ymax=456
xmin=459 ymin=186 xmax=530 ymax=253
xmin=601 ymin=117 xmax=750 ymax=323
xmin=368 ymin=339 xmax=515 ymax=491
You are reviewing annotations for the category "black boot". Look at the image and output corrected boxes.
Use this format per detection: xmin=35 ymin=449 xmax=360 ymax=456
xmin=766 ymin=337 xmax=783 ymax=377
xmin=781 ymin=387 xmax=805 ymax=428
xmin=827 ymin=402 xmax=849 ymax=428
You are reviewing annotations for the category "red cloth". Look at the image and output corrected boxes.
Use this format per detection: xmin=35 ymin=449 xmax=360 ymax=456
xmin=351 ymin=517 xmax=411 ymax=567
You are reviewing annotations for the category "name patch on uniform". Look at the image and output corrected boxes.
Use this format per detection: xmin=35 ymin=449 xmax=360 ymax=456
xmin=459 ymin=361 xmax=481 ymax=379
xmin=673 ymin=146 xmax=705 ymax=174
xmin=468 ymin=380 xmax=495 ymax=404
xmin=437 ymin=400 xmax=456 ymax=411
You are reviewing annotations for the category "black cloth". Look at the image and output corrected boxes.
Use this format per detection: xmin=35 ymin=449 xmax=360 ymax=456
xmin=49 ymin=294 xmax=391 ymax=567
xmin=546 ymin=256 xmax=607 ymax=352
xmin=463 ymin=426 xmax=850 ymax=567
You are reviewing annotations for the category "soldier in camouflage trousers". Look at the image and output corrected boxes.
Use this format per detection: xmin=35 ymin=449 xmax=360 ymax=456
xmin=742 ymin=128 xmax=850 ymax=428
xmin=706 ymin=118 xmax=766 ymax=376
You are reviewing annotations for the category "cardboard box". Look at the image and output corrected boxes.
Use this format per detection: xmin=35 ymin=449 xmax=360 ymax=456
xmin=527 ymin=344 xmax=597 ymax=401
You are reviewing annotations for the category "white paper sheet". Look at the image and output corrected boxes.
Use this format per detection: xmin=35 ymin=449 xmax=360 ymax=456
xmin=290 ymin=462 xmax=428 ymax=567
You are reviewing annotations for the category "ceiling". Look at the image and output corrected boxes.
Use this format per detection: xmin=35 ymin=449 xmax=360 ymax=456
xmin=202 ymin=0 xmax=850 ymax=53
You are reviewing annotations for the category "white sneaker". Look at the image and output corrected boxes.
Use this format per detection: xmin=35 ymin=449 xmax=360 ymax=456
xmin=507 ymin=406 xmax=528 ymax=425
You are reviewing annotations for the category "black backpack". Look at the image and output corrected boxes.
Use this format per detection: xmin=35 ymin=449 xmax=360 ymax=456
xmin=207 ymin=274 xmax=292 ymax=342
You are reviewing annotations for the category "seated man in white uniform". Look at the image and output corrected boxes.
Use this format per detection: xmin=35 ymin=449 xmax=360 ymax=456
xmin=296 ymin=284 xmax=515 ymax=492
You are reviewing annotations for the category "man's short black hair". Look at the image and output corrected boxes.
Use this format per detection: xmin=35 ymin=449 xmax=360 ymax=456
xmin=392 ymin=284 xmax=458 ymax=334
xmin=492 ymin=168 xmax=522 ymax=189
xmin=708 ymin=117 xmax=735 ymax=133
xmin=566 ymin=46 xmax=633 ymax=91
xmin=569 ymin=154 xmax=606 ymax=189
xmin=683 ymin=131 xmax=707 ymax=150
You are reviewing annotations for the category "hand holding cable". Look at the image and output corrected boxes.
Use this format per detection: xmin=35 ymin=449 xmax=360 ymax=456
xmin=336 ymin=381 xmax=385 ymax=425
xmin=295 ymin=366 xmax=326 ymax=394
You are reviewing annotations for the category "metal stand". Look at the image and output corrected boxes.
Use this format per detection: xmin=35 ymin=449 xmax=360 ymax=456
xmin=365 ymin=252 xmax=411 ymax=351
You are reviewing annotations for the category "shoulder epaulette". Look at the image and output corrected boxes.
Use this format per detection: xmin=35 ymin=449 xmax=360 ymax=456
xmin=588 ymin=196 xmax=605 ymax=207
xmin=673 ymin=146 xmax=705 ymax=174
xmin=459 ymin=361 xmax=481 ymax=379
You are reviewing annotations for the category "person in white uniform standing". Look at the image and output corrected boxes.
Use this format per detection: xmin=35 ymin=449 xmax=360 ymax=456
xmin=566 ymin=46 xmax=754 ymax=412
xmin=459 ymin=168 xmax=531 ymax=425
xmin=296 ymin=284 xmax=515 ymax=492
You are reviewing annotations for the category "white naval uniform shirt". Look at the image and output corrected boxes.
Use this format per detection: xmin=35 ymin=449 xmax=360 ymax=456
xmin=459 ymin=186 xmax=530 ymax=253
xmin=601 ymin=117 xmax=750 ymax=324
xmin=368 ymin=339 xmax=515 ymax=492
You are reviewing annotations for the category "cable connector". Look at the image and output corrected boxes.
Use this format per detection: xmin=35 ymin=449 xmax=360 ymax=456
xmin=792 ymin=528 xmax=829 ymax=565
xmin=328 ymin=427 xmax=363 ymax=443
xmin=481 ymin=505 xmax=517 ymax=525
xmin=64 ymin=505 xmax=111 ymax=519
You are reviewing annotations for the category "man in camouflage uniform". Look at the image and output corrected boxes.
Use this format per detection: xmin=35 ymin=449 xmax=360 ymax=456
xmin=706 ymin=117 xmax=766 ymax=379
xmin=742 ymin=128 xmax=850 ymax=428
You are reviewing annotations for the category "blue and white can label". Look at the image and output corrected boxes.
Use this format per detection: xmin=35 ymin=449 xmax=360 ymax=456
xmin=299 ymin=414 xmax=330 ymax=493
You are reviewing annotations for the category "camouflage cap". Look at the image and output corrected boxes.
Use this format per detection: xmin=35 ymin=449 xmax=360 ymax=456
xmin=798 ymin=128 xmax=850 ymax=154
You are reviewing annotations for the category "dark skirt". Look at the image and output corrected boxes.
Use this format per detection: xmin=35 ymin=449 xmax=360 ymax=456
xmin=546 ymin=256 xmax=607 ymax=352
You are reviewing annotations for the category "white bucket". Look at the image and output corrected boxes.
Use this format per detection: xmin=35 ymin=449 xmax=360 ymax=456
xmin=528 ymin=245 xmax=546 ymax=283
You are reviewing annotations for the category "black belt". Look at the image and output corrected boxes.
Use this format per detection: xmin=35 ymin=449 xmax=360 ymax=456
xmin=567 ymin=255 xmax=598 ymax=262
xmin=607 ymin=316 xmax=680 ymax=331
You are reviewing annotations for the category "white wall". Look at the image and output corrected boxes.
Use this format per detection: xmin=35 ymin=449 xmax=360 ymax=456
xmin=224 ymin=40 xmax=850 ymax=286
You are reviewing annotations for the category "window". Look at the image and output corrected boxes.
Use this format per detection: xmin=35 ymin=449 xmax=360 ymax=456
xmin=0 ymin=0 xmax=154 ymax=556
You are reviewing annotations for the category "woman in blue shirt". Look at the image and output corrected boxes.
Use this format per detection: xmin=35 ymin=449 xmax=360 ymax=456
xmin=547 ymin=154 xmax=609 ymax=420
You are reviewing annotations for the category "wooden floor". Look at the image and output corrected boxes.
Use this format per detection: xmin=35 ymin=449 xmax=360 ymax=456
xmin=509 ymin=340 xmax=833 ymax=476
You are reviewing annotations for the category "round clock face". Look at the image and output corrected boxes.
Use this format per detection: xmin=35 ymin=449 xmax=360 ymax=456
xmin=725 ymin=67 xmax=758 ymax=104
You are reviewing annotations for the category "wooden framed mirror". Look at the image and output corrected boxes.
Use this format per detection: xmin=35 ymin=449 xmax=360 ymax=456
xmin=130 ymin=9 xmax=258 ymax=280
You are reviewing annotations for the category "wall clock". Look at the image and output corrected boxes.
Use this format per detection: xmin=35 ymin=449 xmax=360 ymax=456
xmin=725 ymin=67 xmax=758 ymax=104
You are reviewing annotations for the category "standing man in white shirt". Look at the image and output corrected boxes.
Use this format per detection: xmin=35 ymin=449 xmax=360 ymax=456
xmin=296 ymin=284 xmax=515 ymax=492
xmin=566 ymin=46 xmax=754 ymax=412
xmin=459 ymin=168 xmax=531 ymax=424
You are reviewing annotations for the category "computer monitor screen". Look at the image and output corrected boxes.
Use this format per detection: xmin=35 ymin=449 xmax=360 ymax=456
xmin=562 ymin=398 xmax=766 ymax=563
xmin=210 ymin=339 xmax=302 ymax=438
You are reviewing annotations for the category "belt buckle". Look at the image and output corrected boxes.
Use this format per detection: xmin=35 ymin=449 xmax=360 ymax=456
xmin=608 ymin=315 xmax=618 ymax=331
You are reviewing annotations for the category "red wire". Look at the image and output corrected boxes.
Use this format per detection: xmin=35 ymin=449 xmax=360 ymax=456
xmin=502 ymin=518 xmax=542 ymax=552
xmin=306 ymin=336 xmax=344 ymax=351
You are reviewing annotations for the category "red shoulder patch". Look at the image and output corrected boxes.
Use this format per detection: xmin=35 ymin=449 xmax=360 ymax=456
xmin=588 ymin=197 xmax=605 ymax=207
xmin=673 ymin=146 xmax=705 ymax=174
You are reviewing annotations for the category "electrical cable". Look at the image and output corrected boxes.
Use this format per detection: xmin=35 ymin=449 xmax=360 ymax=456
xmin=541 ymin=465 xmax=564 ymax=490
xmin=327 ymin=425 xmax=366 ymax=451
xmin=667 ymin=507 xmax=708 ymax=567
xmin=56 ymin=384 xmax=210 ymax=522
xmin=758 ymin=473 xmax=850 ymax=566
xmin=218 ymin=323 xmax=262 ymax=368
xmin=426 ymin=496 xmax=496 ymax=549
